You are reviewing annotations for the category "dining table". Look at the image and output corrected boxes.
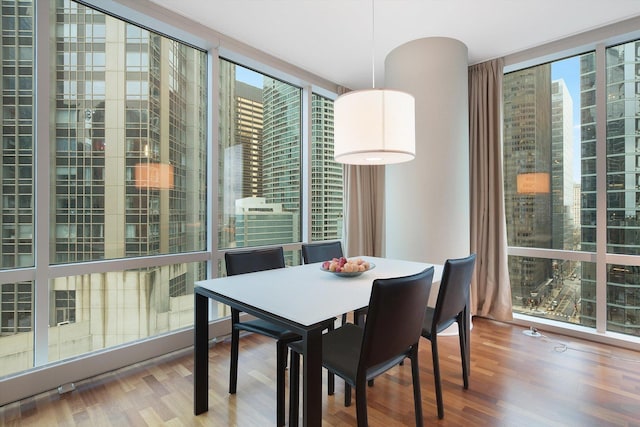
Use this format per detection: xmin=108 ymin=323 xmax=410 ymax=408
xmin=193 ymin=255 xmax=444 ymax=426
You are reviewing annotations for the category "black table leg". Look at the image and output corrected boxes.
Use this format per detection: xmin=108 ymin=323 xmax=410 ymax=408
xmin=302 ymin=328 xmax=322 ymax=427
xmin=194 ymin=291 xmax=209 ymax=415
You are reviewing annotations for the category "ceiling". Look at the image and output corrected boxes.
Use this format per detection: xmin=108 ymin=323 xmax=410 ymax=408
xmin=148 ymin=0 xmax=640 ymax=90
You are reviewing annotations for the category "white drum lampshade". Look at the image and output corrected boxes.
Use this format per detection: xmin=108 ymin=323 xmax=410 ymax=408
xmin=334 ymin=89 xmax=415 ymax=165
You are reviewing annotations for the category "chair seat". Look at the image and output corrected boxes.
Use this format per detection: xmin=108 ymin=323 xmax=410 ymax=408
xmin=290 ymin=323 xmax=362 ymax=382
xmin=289 ymin=267 xmax=434 ymax=427
xmin=421 ymin=307 xmax=456 ymax=338
xmin=235 ymin=318 xmax=300 ymax=341
xmin=420 ymin=253 xmax=476 ymax=420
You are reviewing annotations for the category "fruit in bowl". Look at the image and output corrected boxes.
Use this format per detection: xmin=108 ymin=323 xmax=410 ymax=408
xmin=321 ymin=257 xmax=371 ymax=273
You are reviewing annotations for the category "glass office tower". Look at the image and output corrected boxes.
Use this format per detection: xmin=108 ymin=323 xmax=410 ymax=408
xmin=504 ymin=45 xmax=640 ymax=337
xmin=1 ymin=0 xmax=207 ymax=375
xmin=597 ymin=42 xmax=640 ymax=335
xmin=503 ymin=66 xmax=554 ymax=305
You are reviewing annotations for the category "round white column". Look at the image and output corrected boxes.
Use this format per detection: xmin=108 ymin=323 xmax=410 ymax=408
xmin=385 ymin=38 xmax=470 ymax=327
xmin=384 ymin=37 xmax=469 ymax=264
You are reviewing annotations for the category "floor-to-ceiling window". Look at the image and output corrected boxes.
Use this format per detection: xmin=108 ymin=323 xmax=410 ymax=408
xmin=217 ymin=61 xmax=342 ymax=265
xmin=48 ymin=0 xmax=209 ymax=364
xmin=218 ymin=60 xmax=302 ymax=259
xmin=0 ymin=0 xmax=209 ymax=378
xmin=1 ymin=0 xmax=36 ymax=375
xmin=504 ymin=40 xmax=640 ymax=340
xmin=0 ymin=0 xmax=340 ymax=403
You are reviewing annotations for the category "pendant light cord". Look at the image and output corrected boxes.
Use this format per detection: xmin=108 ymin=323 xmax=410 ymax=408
xmin=371 ymin=0 xmax=375 ymax=89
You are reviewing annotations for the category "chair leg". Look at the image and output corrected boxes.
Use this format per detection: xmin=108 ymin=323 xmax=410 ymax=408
xmin=410 ymin=348 xmax=424 ymax=427
xmin=458 ymin=317 xmax=469 ymax=389
xmin=289 ymin=350 xmax=300 ymax=427
xmin=355 ymin=377 xmax=368 ymax=427
xmin=328 ymin=369 xmax=335 ymax=396
xmin=341 ymin=313 xmax=348 ymax=325
xmin=229 ymin=326 xmax=240 ymax=394
xmin=431 ymin=337 xmax=444 ymax=419
xmin=463 ymin=305 xmax=471 ymax=381
xmin=344 ymin=383 xmax=352 ymax=407
xmin=276 ymin=341 xmax=287 ymax=426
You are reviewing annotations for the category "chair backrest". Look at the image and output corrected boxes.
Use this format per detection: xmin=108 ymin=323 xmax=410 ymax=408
xmin=224 ymin=247 xmax=286 ymax=276
xmin=359 ymin=267 xmax=435 ymax=372
xmin=431 ymin=254 xmax=477 ymax=333
xmin=301 ymin=241 xmax=343 ymax=264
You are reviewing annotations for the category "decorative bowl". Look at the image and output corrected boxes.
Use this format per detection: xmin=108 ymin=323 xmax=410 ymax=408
xmin=320 ymin=262 xmax=375 ymax=278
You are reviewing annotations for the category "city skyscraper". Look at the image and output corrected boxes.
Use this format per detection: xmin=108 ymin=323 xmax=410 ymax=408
xmin=262 ymin=78 xmax=301 ymax=214
xmin=503 ymin=65 xmax=553 ymax=306
xmin=218 ymin=61 xmax=343 ymax=251
xmin=582 ymin=43 xmax=640 ymax=335
xmin=578 ymin=52 xmax=598 ymax=327
xmin=551 ymin=79 xmax=576 ymax=250
xmin=1 ymin=0 xmax=35 ymax=343
xmin=505 ymin=47 xmax=640 ymax=336
xmin=311 ymin=94 xmax=343 ymax=241
xmin=1 ymin=1 xmax=207 ymax=375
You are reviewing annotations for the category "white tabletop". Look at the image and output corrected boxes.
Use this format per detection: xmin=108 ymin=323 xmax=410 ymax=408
xmin=195 ymin=256 xmax=443 ymax=327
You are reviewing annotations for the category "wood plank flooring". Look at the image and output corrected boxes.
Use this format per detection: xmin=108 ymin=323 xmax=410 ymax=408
xmin=2 ymin=317 xmax=640 ymax=426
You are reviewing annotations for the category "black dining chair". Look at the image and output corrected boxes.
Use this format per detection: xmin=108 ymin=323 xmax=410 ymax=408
xmin=224 ymin=247 xmax=299 ymax=427
xmin=301 ymin=241 xmax=367 ymax=326
xmin=421 ymin=253 xmax=476 ymax=419
xmin=301 ymin=241 xmax=343 ymax=265
xmin=288 ymin=266 xmax=435 ymax=427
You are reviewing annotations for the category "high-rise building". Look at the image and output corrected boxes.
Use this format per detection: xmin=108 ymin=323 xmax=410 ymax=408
xmin=1 ymin=1 xmax=207 ymax=374
xmin=1 ymin=0 xmax=36 ymax=343
xmin=578 ymin=52 xmax=598 ymax=327
xmin=262 ymin=78 xmax=301 ymax=216
xmin=551 ymin=79 xmax=576 ymax=250
xmin=572 ymin=183 xmax=581 ymax=238
xmin=503 ymin=66 xmax=553 ymax=305
xmin=218 ymin=63 xmax=343 ymax=249
xmin=581 ymin=42 xmax=640 ymax=335
xmin=311 ymin=95 xmax=343 ymax=241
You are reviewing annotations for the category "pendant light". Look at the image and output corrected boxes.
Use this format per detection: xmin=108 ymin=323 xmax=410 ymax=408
xmin=333 ymin=0 xmax=416 ymax=165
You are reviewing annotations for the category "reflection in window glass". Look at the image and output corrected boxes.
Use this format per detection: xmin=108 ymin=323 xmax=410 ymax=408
xmin=218 ymin=60 xmax=302 ymax=250
xmin=504 ymin=56 xmax=592 ymax=252
xmin=1 ymin=0 xmax=35 ymax=271
xmin=503 ymin=54 xmax=596 ymax=326
xmin=46 ymin=262 xmax=206 ymax=364
xmin=0 ymin=281 xmax=34 ymax=377
xmin=506 ymin=45 xmax=640 ymax=338
xmin=52 ymin=1 xmax=207 ymax=263
xmin=0 ymin=0 xmax=209 ymax=377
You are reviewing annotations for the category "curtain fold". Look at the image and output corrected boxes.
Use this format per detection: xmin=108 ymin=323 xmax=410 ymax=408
xmin=343 ymin=164 xmax=385 ymax=258
xmin=468 ymin=58 xmax=513 ymax=321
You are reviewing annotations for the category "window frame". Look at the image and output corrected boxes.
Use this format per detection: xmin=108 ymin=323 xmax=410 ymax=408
xmin=504 ymin=35 xmax=640 ymax=345
xmin=0 ymin=0 xmax=340 ymax=404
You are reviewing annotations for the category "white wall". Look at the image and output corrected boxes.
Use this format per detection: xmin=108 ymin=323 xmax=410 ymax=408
xmin=384 ymin=37 xmax=470 ymax=265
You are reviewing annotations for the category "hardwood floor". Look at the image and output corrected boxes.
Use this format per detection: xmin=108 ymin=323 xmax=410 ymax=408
xmin=2 ymin=317 xmax=640 ymax=426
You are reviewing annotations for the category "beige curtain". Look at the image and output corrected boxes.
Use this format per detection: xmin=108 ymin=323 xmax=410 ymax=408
xmin=343 ymin=165 xmax=385 ymax=258
xmin=468 ymin=58 xmax=513 ymax=321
